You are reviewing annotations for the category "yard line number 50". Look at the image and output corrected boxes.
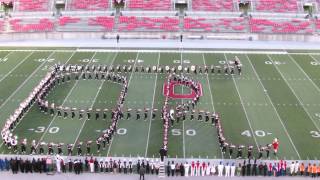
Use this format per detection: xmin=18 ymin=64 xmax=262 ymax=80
xmin=108 ymin=128 xmax=197 ymax=136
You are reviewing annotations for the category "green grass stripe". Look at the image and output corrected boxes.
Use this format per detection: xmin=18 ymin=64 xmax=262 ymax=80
xmin=249 ymin=54 xmax=320 ymax=159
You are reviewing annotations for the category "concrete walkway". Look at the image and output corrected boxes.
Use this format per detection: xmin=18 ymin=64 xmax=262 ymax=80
xmin=1 ymin=39 xmax=320 ymax=50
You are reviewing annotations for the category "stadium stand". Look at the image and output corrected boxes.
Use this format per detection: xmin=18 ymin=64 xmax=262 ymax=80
xmin=0 ymin=21 xmax=4 ymax=32
xmin=249 ymin=18 xmax=314 ymax=34
xmin=125 ymin=0 xmax=172 ymax=11
xmin=184 ymin=17 xmax=247 ymax=32
xmin=68 ymin=0 xmax=110 ymax=11
xmin=9 ymin=18 xmax=55 ymax=32
xmin=14 ymin=0 xmax=51 ymax=11
xmin=315 ymin=19 xmax=320 ymax=32
xmin=192 ymin=0 xmax=236 ymax=12
xmin=253 ymin=0 xmax=298 ymax=13
xmin=57 ymin=16 xmax=114 ymax=31
xmin=118 ymin=16 xmax=179 ymax=31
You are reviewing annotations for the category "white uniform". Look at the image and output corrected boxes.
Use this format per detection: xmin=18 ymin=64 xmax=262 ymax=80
xmin=290 ymin=162 xmax=295 ymax=175
xmin=230 ymin=164 xmax=236 ymax=177
xmin=201 ymin=164 xmax=206 ymax=176
xmin=225 ymin=164 xmax=230 ymax=177
xmin=89 ymin=160 xmax=94 ymax=173
xmin=206 ymin=163 xmax=211 ymax=176
xmin=210 ymin=164 xmax=216 ymax=175
xmin=184 ymin=163 xmax=190 ymax=177
xmin=218 ymin=163 xmax=224 ymax=176
xmin=55 ymin=155 xmax=62 ymax=173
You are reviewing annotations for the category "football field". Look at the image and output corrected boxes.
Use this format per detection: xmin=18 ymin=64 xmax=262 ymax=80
xmin=0 ymin=48 xmax=320 ymax=160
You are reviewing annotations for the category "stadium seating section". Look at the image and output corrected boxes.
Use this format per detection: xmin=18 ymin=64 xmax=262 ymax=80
xmin=192 ymin=0 xmax=235 ymax=11
xmin=16 ymin=0 xmax=50 ymax=11
xmin=314 ymin=19 xmax=320 ymax=32
xmin=184 ymin=17 xmax=246 ymax=32
xmin=9 ymin=18 xmax=55 ymax=32
xmin=69 ymin=0 xmax=110 ymax=10
xmin=126 ymin=0 xmax=172 ymax=11
xmin=58 ymin=16 xmax=114 ymax=31
xmin=0 ymin=21 xmax=4 ymax=32
xmin=3 ymin=0 xmax=320 ymax=35
xmin=254 ymin=0 xmax=298 ymax=13
xmin=118 ymin=16 xmax=179 ymax=31
xmin=249 ymin=18 xmax=313 ymax=34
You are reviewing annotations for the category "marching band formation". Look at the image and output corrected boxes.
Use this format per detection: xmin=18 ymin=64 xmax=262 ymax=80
xmin=0 ymin=58 xmax=276 ymax=161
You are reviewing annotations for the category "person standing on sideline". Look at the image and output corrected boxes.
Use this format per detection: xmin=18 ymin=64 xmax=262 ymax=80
xmin=166 ymin=162 xmax=170 ymax=177
xmin=231 ymin=163 xmax=236 ymax=177
xmin=290 ymin=162 xmax=295 ymax=176
xmin=294 ymin=161 xmax=299 ymax=176
xmin=139 ymin=165 xmax=145 ymax=180
xmin=89 ymin=157 xmax=94 ymax=173
xmin=184 ymin=162 xmax=190 ymax=177
xmin=55 ymin=155 xmax=62 ymax=173
xmin=116 ymin=34 xmax=120 ymax=44
xmin=218 ymin=162 xmax=224 ymax=177
xmin=225 ymin=163 xmax=230 ymax=177
xmin=170 ymin=161 xmax=175 ymax=176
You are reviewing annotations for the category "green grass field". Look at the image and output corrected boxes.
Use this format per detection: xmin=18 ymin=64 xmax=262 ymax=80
xmin=0 ymin=49 xmax=320 ymax=160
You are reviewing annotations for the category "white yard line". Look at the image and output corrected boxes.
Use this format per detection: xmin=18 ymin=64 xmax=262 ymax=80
xmin=181 ymin=51 xmax=186 ymax=159
xmin=107 ymin=52 xmax=140 ymax=157
xmin=0 ymin=51 xmax=57 ymax=148
xmin=72 ymin=52 xmax=119 ymax=147
xmin=289 ymin=54 xmax=320 ymax=95
xmin=72 ymin=81 xmax=105 ymax=145
xmin=267 ymin=54 xmax=320 ymax=132
xmin=144 ymin=52 xmax=160 ymax=157
xmin=245 ymin=54 xmax=301 ymax=159
xmin=202 ymin=53 xmax=224 ymax=159
xmin=0 ymin=51 xmax=32 ymax=83
xmin=223 ymin=53 xmax=259 ymax=149
xmin=0 ymin=51 xmax=57 ymax=112
xmin=36 ymin=51 xmax=95 ymax=148
xmin=309 ymin=54 xmax=320 ymax=64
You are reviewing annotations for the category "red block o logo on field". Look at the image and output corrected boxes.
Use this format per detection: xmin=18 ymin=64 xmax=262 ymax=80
xmin=163 ymin=81 xmax=203 ymax=99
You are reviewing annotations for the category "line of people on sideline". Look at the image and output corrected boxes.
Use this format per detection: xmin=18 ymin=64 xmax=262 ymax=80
xmin=166 ymin=160 xmax=320 ymax=178
xmin=1 ymin=156 xmax=320 ymax=178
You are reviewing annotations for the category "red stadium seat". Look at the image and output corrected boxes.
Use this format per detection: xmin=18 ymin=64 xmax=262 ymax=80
xmin=184 ymin=17 xmax=246 ymax=32
xmin=69 ymin=0 xmax=109 ymax=10
xmin=0 ymin=21 xmax=4 ymax=32
xmin=126 ymin=0 xmax=172 ymax=11
xmin=249 ymin=18 xmax=313 ymax=34
xmin=16 ymin=0 xmax=49 ymax=11
xmin=57 ymin=16 xmax=115 ymax=31
xmin=314 ymin=19 xmax=320 ymax=32
xmin=9 ymin=18 xmax=55 ymax=32
xmin=118 ymin=16 xmax=179 ymax=31
xmin=59 ymin=16 xmax=81 ymax=26
xmin=254 ymin=0 xmax=298 ymax=13
xmin=88 ymin=16 xmax=114 ymax=30
xmin=192 ymin=0 xmax=235 ymax=12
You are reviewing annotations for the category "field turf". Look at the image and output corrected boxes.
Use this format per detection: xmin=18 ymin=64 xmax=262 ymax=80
xmin=0 ymin=49 xmax=320 ymax=160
